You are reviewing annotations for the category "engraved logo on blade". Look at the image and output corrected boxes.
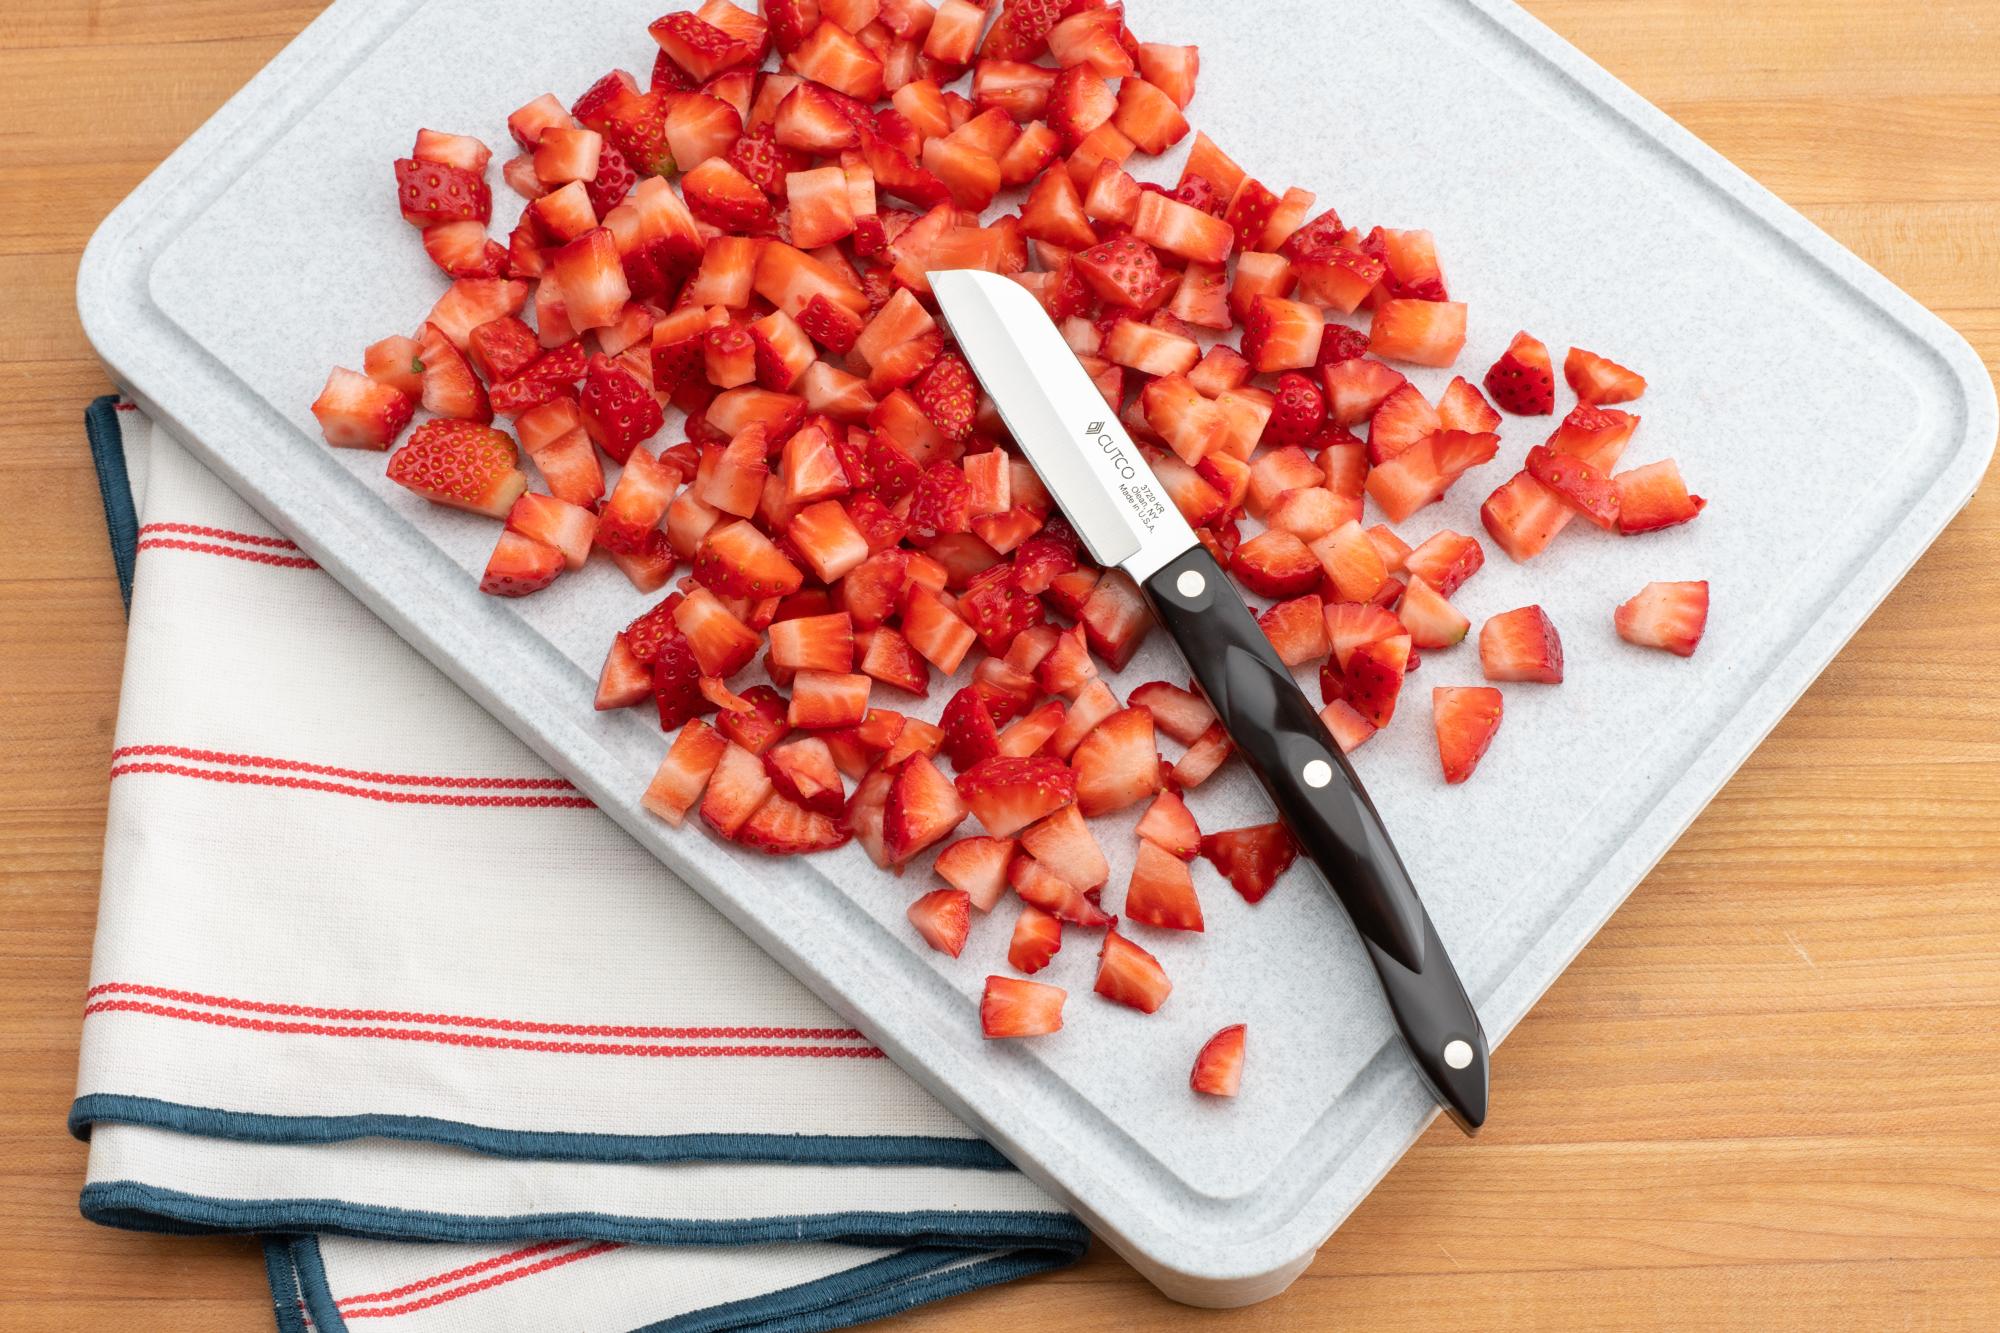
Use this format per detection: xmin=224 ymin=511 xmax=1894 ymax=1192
xmin=1084 ymin=419 xmax=1166 ymax=535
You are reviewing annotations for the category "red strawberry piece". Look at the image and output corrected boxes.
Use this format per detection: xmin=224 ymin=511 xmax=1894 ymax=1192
xmin=416 ymin=322 xmax=491 ymax=423
xmin=1484 ymin=331 xmax=1556 ymax=415
xmin=1480 ymin=605 xmax=1565 ymax=684
xmin=506 ymin=492 xmax=597 ymax=571
xmin=1231 ymin=529 xmax=1322 ymax=599
xmin=699 ymin=742 xmax=775 ymax=838
xmin=1127 ymin=681 xmax=1217 ymax=746
xmin=1324 ymin=601 xmax=1405 ymax=670
xmin=585 ymin=141 xmax=636 ymax=215
xmin=768 ymin=612 xmax=855 ymax=674
xmin=1190 ymin=1024 xmax=1246 ymax=1097
xmin=1565 ymin=348 xmax=1647 ymax=405
xmin=1258 ymin=595 xmax=1330 ymax=667
xmin=1525 ymin=444 xmax=1620 ymax=530
xmin=955 ymin=755 xmax=1077 ymax=837
xmin=859 ymin=624 xmax=931 ymax=697
xmin=846 ymin=766 xmax=894 ymax=868
xmin=907 ymin=461 xmax=973 ymax=542
xmin=717 ymin=684 xmax=793 ymax=753
xmin=936 ymin=835 xmax=1019 ymax=912
xmin=1072 ymin=706 xmax=1161 ymax=817
xmin=907 ymin=887 xmax=973 ymax=957
xmin=1243 ymin=296 xmax=1325 ymax=374
xmin=311 ymin=367 xmax=414 ymax=450
xmin=652 ymin=633 xmax=711 ymax=732
xmin=1318 ymin=699 xmax=1377 ymax=753
xmin=386 ymin=420 xmax=526 ymax=518
xmin=1548 ymin=404 xmax=1642 ymax=471
xmin=784 ymin=500 xmax=871 ymax=582
xmin=1367 ymin=383 xmax=1440 ymax=465
xmin=1094 ymin=930 xmax=1171 ymax=1013
xmin=1321 ymin=357 xmax=1405 ymax=427
xmin=624 ymin=593 xmax=687 ymax=667
xmin=1612 ymin=460 xmax=1706 ymax=534
xmin=737 ymin=792 xmax=853 ymax=854
xmin=597 ymin=634 xmax=653 ymax=710
xmin=693 ymin=518 xmax=806 ymax=598
xmin=980 ymin=975 xmax=1065 ymax=1037
xmin=643 ymin=719 xmax=729 ymax=825
xmin=1200 ymin=823 xmax=1300 ymax=905
xmin=1615 ymin=581 xmax=1709 ymax=657
xmin=421 ymin=220 xmax=509 ymax=279
xmin=1170 ymin=722 xmax=1233 ymax=790
xmin=1169 ymin=171 xmax=1225 ymax=217
xmin=479 ymin=530 xmax=563 ymax=597
xmin=596 ymin=447 xmax=680 ymax=554
xmin=1124 ymin=838 xmax=1203 ymax=932
xmin=467 ymin=316 xmax=542 ymax=383
xmin=1074 ymin=236 xmax=1170 ymax=311
xmin=1436 ymin=375 xmax=1501 ymax=435
xmin=1365 ymin=430 xmax=1501 ymax=525
xmin=765 ymin=0 xmax=819 ymax=53
xmin=885 ymin=753 xmax=968 ymax=863
xmin=899 ymin=585 xmax=978 ymax=674
xmin=958 ymin=574 xmax=1043 ymax=661
xmin=394 ymin=158 xmax=491 ymax=227
xmin=578 ymin=353 xmax=663 ymax=463
xmin=1264 ymin=372 xmax=1327 ymax=450
xmin=1432 ymin=687 xmax=1503 ymax=785
xmin=1009 ymin=853 xmax=1114 ymax=927
xmin=1317 ymin=323 xmax=1372 ymax=369
xmin=1134 ymin=790 xmax=1201 ymax=861
xmin=996 ymin=698 xmax=1065 ymax=758
xmin=1403 ymin=531 xmax=1485 ymax=598
xmin=764 ymin=736 xmax=847 ymax=816
xmin=1368 ymin=299 xmax=1467 ymax=368
xmin=1007 ymin=903 xmax=1063 ymax=974
xmin=798 ymin=294 xmax=866 ymax=355
xmin=1397 ymin=577 xmax=1470 ymax=650
xmin=1012 ymin=528 xmax=1079 ymax=596
xmin=1034 ymin=626 xmax=1098 ymax=700
xmin=650 ymin=9 xmax=762 ymax=83
xmin=674 ymin=588 xmax=761 ymax=678
xmin=364 ymin=335 xmax=426 ymax=398
xmin=1018 ymin=804 xmax=1108 ymax=891
xmin=1077 ymin=570 xmax=1150 ymax=671
xmin=683 ymin=157 xmax=777 ymax=231
xmin=911 ymin=352 xmax=978 ymax=443
xmin=940 ymin=686 xmax=1004 ymax=772
xmin=1343 ymin=634 xmax=1410 ymax=729
xmin=787 ymin=670 xmax=872 ymax=729
xmin=1223 ymin=178 xmax=1278 ymax=254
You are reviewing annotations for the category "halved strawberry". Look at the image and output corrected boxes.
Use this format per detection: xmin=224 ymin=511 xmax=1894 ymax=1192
xmin=1074 ymin=235 xmax=1170 ymax=311
xmin=1124 ymin=838 xmax=1203 ymax=932
xmin=1525 ymin=444 xmax=1620 ymax=530
xmin=312 ymin=367 xmax=414 ymax=450
xmin=980 ymin=975 xmax=1065 ymax=1037
xmin=936 ymin=835 xmax=1019 ymax=912
xmin=1231 ymin=529 xmax=1322 ymax=598
xmin=1397 ymin=577 xmax=1469 ymax=650
xmin=1432 ymin=686 xmax=1503 ymax=785
xmin=394 ymin=157 xmax=491 ymax=227
xmin=1007 ymin=902 xmax=1063 ymax=974
xmin=1613 ymin=460 xmax=1706 ymax=534
xmin=387 ymin=420 xmax=526 ymax=517
xmin=737 ymin=792 xmax=852 ymax=854
xmin=955 ymin=755 xmax=1077 ymax=837
xmin=1243 ymin=296 xmax=1325 ymax=374
xmin=1128 ymin=681 xmax=1218 ymax=746
xmin=1615 ymin=581 xmax=1709 ymax=657
xmin=1094 ymin=930 xmax=1170 ymax=1013
xmin=579 ymin=353 xmax=664 ymax=463
xmin=1365 ymin=430 xmax=1501 ymax=524
xmin=764 ymin=735 xmax=847 ymax=816
xmin=1200 ymin=823 xmax=1299 ymax=905
xmin=1565 ymin=347 xmax=1647 ymax=405
xmin=644 ymin=718 xmax=732 ymax=826
xmin=884 ymin=753 xmax=967 ymax=863
xmin=1189 ymin=1024 xmax=1246 ymax=1097
xmin=1480 ymin=605 xmax=1564 ymax=684
xmin=1071 ymin=707 xmax=1161 ymax=816
xmin=1259 ymin=594 xmax=1330 ymax=666
xmin=1483 ymin=331 xmax=1555 ymax=415
xmin=907 ymin=887 xmax=972 ymax=957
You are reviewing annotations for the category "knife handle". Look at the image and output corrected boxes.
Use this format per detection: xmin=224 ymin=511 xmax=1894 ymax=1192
xmin=1140 ymin=545 xmax=1489 ymax=1132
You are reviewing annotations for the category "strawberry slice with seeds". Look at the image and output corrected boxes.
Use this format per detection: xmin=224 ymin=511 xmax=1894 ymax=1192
xmin=388 ymin=420 xmax=526 ymax=518
xmin=1432 ymin=687 xmax=1504 ymax=784
xmin=1365 ymin=430 xmax=1501 ymax=524
xmin=907 ymin=888 xmax=972 ymax=956
xmin=936 ymin=835 xmax=1019 ymax=912
xmin=939 ymin=686 xmax=1005 ymax=772
xmin=1525 ymin=445 xmax=1621 ymax=530
xmin=956 ymin=755 xmax=1077 ymax=837
xmin=653 ymin=632 xmax=710 ymax=732
xmin=1403 ymin=531 xmax=1485 ymax=598
xmin=480 ymin=531 xmax=563 ymax=597
xmin=1125 ymin=838 xmax=1203 ymax=932
xmin=1368 ymin=383 xmax=1440 ymax=466
xmin=417 ymin=322 xmax=491 ymax=423
xmin=1007 ymin=903 xmax=1063 ymax=975
xmin=579 ymin=353 xmax=663 ymax=463
xmin=884 ymin=753 xmax=968 ymax=863
xmin=768 ymin=612 xmax=855 ymax=674
xmin=1615 ymin=581 xmax=1709 ymax=657
xmin=694 ymin=519 xmax=806 ymax=598
xmin=394 ymin=158 xmax=491 ymax=227
xmin=1259 ymin=594 xmax=1331 ymax=667
xmin=1344 ymin=633 xmax=1411 ymax=729
xmin=1484 ymin=331 xmax=1556 ymax=415
xmin=1397 ymin=577 xmax=1469 ymax=650
xmin=1264 ymin=372 xmax=1327 ymax=450
xmin=980 ymin=975 xmax=1065 ymax=1037
xmin=312 ymin=367 xmax=414 ymax=450
xmin=1231 ymin=529 xmax=1322 ymax=599
xmin=1074 ymin=235 xmax=1170 ymax=311
xmin=1613 ymin=460 xmax=1706 ymax=534
xmin=1243 ymin=296 xmax=1325 ymax=374
xmin=1094 ymin=930 xmax=1171 ymax=1013
xmin=1565 ymin=348 xmax=1647 ymax=405
xmin=717 ymin=684 xmax=793 ymax=754
xmin=737 ymin=792 xmax=852 ymax=854
xmin=1190 ymin=1024 xmax=1246 ymax=1097
xmin=1480 ymin=605 xmax=1565 ymax=684
xmin=1200 ymin=823 xmax=1300 ymax=905
xmin=1319 ymin=699 xmax=1378 ymax=753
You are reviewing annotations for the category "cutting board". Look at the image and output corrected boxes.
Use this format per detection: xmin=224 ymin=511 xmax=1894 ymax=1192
xmin=77 ymin=0 xmax=1995 ymax=1305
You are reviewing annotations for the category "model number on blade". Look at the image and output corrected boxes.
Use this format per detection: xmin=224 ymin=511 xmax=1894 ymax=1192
xmin=1085 ymin=420 xmax=1137 ymax=481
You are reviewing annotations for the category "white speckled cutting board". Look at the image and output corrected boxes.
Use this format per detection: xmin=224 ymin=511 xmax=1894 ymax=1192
xmin=78 ymin=0 xmax=1994 ymax=1305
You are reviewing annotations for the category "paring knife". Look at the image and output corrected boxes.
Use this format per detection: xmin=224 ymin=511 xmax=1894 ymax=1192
xmin=932 ymin=269 xmax=1490 ymax=1133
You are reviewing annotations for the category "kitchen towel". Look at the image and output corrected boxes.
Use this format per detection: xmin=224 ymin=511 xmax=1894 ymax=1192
xmin=72 ymin=396 xmax=1088 ymax=1332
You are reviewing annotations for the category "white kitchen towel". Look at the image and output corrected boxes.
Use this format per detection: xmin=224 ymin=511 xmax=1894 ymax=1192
xmin=73 ymin=398 xmax=1087 ymax=1332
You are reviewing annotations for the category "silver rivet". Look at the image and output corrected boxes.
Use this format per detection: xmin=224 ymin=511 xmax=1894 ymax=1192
xmin=1175 ymin=569 xmax=1206 ymax=599
xmin=1443 ymin=1039 xmax=1474 ymax=1070
xmin=1302 ymin=759 xmax=1332 ymax=788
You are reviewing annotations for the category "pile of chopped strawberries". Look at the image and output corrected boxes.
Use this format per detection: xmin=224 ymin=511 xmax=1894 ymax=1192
xmin=311 ymin=0 xmax=1711 ymax=1087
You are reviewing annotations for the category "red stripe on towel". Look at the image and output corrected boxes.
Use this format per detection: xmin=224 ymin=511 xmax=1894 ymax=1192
xmin=340 ymin=1242 xmax=624 ymax=1320
xmin=335 ymin=1241 xmax=573 ymax=1309
xmin=135 ymin=537 xmax=320 ymax=569
xmin=111 ymin=745 xmax=577 ymax=792
xmin=108 ymin=761 xmax=597 ymax=809
xmin=139 ymin=522 xmax=300 ymax=550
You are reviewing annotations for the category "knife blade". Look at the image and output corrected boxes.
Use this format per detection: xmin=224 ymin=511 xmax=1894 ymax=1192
xmin=932 ymin=268 xmax=1490 ymax=1133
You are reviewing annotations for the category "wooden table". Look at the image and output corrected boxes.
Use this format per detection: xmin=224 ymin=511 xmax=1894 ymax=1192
xmin=4 ymin=2 xmax=1997 ymax=1328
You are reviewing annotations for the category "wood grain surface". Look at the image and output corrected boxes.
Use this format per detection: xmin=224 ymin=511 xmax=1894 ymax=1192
xmin=3 ymin=2 xmax=1997 ymax=1329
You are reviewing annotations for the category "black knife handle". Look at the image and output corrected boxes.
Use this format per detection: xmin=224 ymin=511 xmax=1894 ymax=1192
xmin=1140 ymin=544 xmax=1489 ymax=1132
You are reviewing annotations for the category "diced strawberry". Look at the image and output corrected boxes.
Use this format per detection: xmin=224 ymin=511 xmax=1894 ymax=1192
xmin=1343 ymin=633 xmax=1410 ymax=729
xmin=1231 ymin=529 xmax=1322 ymax=599
xmin=1171 ymin=722 xmax=1233 ymax=789
xmin=1189 ymin=1024 xmax=1246 ymax=1097
xmin=1525 ymin=444 xmax=1620 ymax=530
xmin=907 ymin=887 xmax=972 ymax=956
xmin=788 ymin=669 xmax=872 ymax=728
xmin=956 ymin=755 xmax=1077 ymax=837
xmin=884 ymin=753 xmax=967 ymax=863
xmin=1078 ymin=571 xmax=1150 ymax=670
xmin=1310 ymin=521 xmax=1387 ymax=602
xmin=789 ymin=20 xmax=888 ymax=100
xmin=577 ymin=352 xmax=663 ymax=463
xmin=1483 ymin=331 xmax=1555 ymax=415
xmin=1397 ymin=576 xmax=1469 ymax=649
xmin=1200 ymin=823 xmax=1299 ymax=905
xmin=651 ymin=5 xmax=766 ymax=83
xmin=936 ymin=835 xmax=1019 ymax=912
xmin=1565 ymin=347 xmax=1647 ymax=405
xmin=363 ymin=335 xmax=426 ymax=399
xmin=935 ymin=685 xmax=1000 ymax=772
xmin=1367 ymin=383 xmax=1439 ymax=465
xmin=478 ymin=529 xmax=562 ymax=597
xmin=684 ymin=157 xmax=778 ymax=232
xmin=505 ymin=492 xmax=597 ymax=571
xmin=387 ymin=420 xmax=525 ymax=517
xmin=1243 ymin=296 xmax=1324 ymax=374
xmin=674 ymin=587 xmax=761 ymax=677
xmin=701 ymin=424 xmax=772 ymax=514
xmin=551 ymin=228 xmax=634 ymax=332
xmin=416 ymin=322 xmax=491 ymax=423
xmin=994 ymin=698 xmax=1063 ymax=758
xmin=1613 ymin=459 xmax=1706 ymax=534
xmin=1318 ymin=698 xmax=1377 ymax=753
xmin=1479 ymin=471 xmax=1569 ymax=565
xmin=716 ymin=684 xmax=793 ymax=754
xmin=311 ymin=367 xmax=414 ymax=450
xmin=593 ymin=447 xmax=677 ymax=554
xmin=688 ymin=517 xmax=803 ymax=598
xmin=699 ymin=741 xmax=777 ymax=838
xmin=1223 ymin=178 xmax=1279 ymax=255
xmin=845 ymin=765 xmax=895 ymax=867
xmin=1018 ymin=805 xmax=1108 ymax=897
xmin=598 ymin=634 xmax=654 ymax=710
xmin=1127 ymin=680 xmax=1216 ymax=746
xmin=1007 ymin=903 xmax=1063 ymax=974
xmin=1365 ymin=430 xmax=1501 ymax=524
xmin=764 ymin=735 xmax=848 ymax=816
xmin=1258 ymin=594 xmax=1330 ymax=667
xmin=1403 ymin=530 xmax=1485 ymax=598
xmin=1548 ymin=404 xmax=1641 ymax=471
xmin=900 ymin=584 xmax=978 ymax=673
xmin=1324 ymin=600 xmax=1405 ymax=671
xmin=1321 ymin=357 xmax=1406 ymax=427
xmin=1104 ymin=317 xmax=1200 ymax=377
xmin=1431 ymin=686 xmax=1503 ymax=785
xmin=768 ymin=611 xmax=855 ymax=674
xmin=1615 ymin=581 xmax=1709 ymax=657
xmin=1260 ymin=372 xmax=1326 ymax=451
xmin=1074 ymin=235 xmax=1170 ymax=311
xmin=1121 ymin=838 xmax=1202 ymax=932
xmin=1094 ymin=930 xmax=1170 ymax=1013
xmin=642 ymin=719 xmax=732 ymax=826
xmin=1071 ymin=706 xmax=1161 ymax=817
xmin=1010 ymin=854 xmax=1113 ymax=927
xmin=737 ymin=792 xmax=852 ymax=853
xmin=394 ymin=157 xmax=491 ymax=227
xmin=1140 ymin=373 xmax=1227 ymax=464
xmin=981 ymin=974 xmax=1065 ymax=1037
xmin=1476 ymin=604 xmax=1562 ymax=685
xmin=1368 ymin=299 xmax=1467 ymax=368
